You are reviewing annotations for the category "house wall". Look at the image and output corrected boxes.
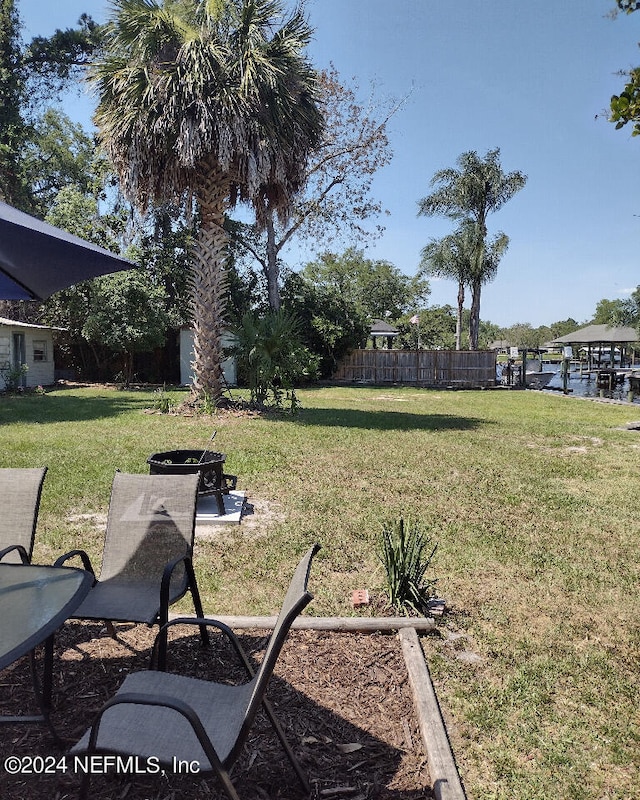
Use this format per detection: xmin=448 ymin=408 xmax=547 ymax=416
xmin=0 ymin=325 xmax=55 ymax=390
xmin=179 ymin=328 xmax=237 ymax=387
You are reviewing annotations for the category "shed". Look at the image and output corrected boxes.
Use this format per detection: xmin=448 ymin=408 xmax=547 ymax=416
xmin=0 ymin=317 xmax=59 ymax=390
xmin=179 ymin=327 xmax=237 ymax=387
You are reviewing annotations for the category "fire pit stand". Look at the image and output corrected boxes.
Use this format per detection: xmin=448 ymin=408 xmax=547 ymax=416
xmin=147 ymin=450 xmax=237 ymax=515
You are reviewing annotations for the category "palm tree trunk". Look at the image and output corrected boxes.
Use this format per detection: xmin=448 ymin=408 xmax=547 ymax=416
xmin=469 ymin=278 xmax=481 ymax=351
xmin=264 ymin=210 xmax=281 ymax=311
xmin=191 ymin=167 xmax=230 ymax=400
xmin=469 ymin=228 xmax=486 ymax=351
xmin=456 ymin=280 xmax=465 ymax=351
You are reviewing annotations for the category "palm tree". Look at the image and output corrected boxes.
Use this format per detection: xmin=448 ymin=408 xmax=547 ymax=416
xmin=420 ymin=221 xmax=508 ymax=350
xmin=419 ymin=222 xmax=477 ymax=350
xmin=89 ymin=0 xmax=323 ymax=399
xmin=417 ymin=148 xmax=526 ymax=349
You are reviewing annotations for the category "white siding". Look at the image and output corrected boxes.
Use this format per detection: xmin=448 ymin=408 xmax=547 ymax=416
xmin=0 ymin=324 xmax=55 ymax=390
xmin=179 ymin=328 xmax=237 ymax=387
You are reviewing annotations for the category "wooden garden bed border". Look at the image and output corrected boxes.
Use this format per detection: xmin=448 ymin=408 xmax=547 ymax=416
xmin=169 ymin=614 xmax=466 ymax=800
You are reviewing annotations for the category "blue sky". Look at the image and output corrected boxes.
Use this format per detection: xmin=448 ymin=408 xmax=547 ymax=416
xmin=18 ymin=0 xmax=640 ymax=328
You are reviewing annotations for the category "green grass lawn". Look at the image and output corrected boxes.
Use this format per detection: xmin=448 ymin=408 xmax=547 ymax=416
xmin=1 ymin=384 xmax=639 ymax=799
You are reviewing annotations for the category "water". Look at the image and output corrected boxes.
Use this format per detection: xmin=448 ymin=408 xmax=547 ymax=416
xmin=542 ymin=366 xmax=640 ymax=403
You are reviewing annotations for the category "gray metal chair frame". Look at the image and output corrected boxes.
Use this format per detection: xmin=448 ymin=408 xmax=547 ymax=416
xmin=54 ymin=472 xmax=209 ymax=664
xmin=0 ymin=467 xmax=47 ymax=564
xmin=73 ymin=543 xmax=320 ymax=800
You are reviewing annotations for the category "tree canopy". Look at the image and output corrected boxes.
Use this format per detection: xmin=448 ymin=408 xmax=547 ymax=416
xmin=0 ymin=0 xmax=102 ymax=210
xmin=301 ymin=248 xmax=430 ymax=321
xmin=610 ymin=1 xmax=640 ymax=134
xmin=229 ymin=66 xmax=397 ymax=310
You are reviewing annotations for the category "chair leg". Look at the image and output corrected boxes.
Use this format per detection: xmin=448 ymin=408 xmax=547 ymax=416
xmin=105 ymin=620 xmax=117 ymax=639
xmin=185 ymin=560 xmax=210 ymax=649
xmin=216 ymin=766 xmax=242 ymax=800
xmin=26 ymin=639 xmax=64 ymax=746
xmin=261 ymin=697 xmax=310 ymax=794
xmin=78 ymin=771 xmax=91 ymax=800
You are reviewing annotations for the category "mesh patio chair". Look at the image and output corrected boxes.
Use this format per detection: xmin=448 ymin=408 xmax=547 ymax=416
xmin=54 ymin=472 xmax=209 ymax=663
xmin=0 ymin=467 xmax=47 ymax=564
xmin=72 ymin=543 xmax=320 ymax=800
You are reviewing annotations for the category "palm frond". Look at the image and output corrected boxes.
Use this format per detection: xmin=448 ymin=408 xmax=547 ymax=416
xmin=91 ymin=0 xmax=323 ymax=220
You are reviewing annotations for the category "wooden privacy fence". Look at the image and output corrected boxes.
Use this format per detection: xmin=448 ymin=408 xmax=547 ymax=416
xmin=333 ymin=349 xmax=497 ymax=388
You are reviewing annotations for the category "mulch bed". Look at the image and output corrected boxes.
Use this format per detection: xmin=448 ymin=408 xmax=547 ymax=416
xmin=1 ymin=621 xmax=433 ymax=799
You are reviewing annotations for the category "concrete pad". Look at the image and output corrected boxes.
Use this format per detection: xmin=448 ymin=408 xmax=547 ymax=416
xmin=196 ymin=490 xmax=246 ymax=525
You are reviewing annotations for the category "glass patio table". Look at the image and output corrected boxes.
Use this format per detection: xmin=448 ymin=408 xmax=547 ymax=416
xmin=0 ymin=563 xmax=92 ymax=737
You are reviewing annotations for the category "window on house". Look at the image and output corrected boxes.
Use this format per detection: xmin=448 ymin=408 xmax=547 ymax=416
xmin=33 ymin=340 xmax=47 ymax=362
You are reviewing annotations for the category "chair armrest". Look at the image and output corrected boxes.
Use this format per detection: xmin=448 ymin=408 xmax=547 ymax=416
xmin=152 ymin=616 xmax=256 ymax=678
xmin=53 ymin=549 xmax=96 ymax=579
xmin=0 ymin=544 xmax=30 ymax=564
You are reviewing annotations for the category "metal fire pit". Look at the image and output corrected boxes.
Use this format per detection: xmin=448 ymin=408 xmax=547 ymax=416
xmin=147 ymin=450 xmax=237 ymax=515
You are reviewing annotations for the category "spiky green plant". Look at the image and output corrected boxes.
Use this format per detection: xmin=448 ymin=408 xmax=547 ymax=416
xmin=380 ymin=518 xmax=437 ymax=614
xmin=230 ymin=310 xmax=318 ymax=410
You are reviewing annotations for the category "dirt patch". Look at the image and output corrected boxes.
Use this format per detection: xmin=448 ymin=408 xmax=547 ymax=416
xmin=373 ymin=396 xmax=410 ymax=403
xmin=65 ymin=513 xmax=108 ymax=528
xmin=1 ymin=621 xmax=433 ymax=799
xmin=236 ymin=498 xmax=286 ymax=533
xmin=526 ymin=435 xmax=604 ymax=456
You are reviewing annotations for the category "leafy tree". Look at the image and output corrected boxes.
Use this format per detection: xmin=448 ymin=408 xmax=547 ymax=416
xmin=0 ymin=1 xmax=102 ymax=210
xmin=548 ymin=318 xmax=580 ymax=339
xmin=23 ymin=13 xmax=103 ymax=105
xmin=43 ymin=190 xmax=198 ymax=383
xmin=90 ymin=0 xmax=323 ymax=401
xmin=281 ymin=270 xmax=369 ymax=377
xmin=22 ymin=108 xmax=106 ymax=216
xmin=223 ymin=216 xmax=271 ymax=318
xmin=610 ymin=72 xmax=640 ymax=135
xmin=591 ymin=297 xmax=630 ymax=325
xmin=125 ymin=207 xmax=194 ymax=329
xmin=417 ymin=148 xmax=526 ymax=349
xmin=397 ymin=305 xmax=457 ymax=350
xmin=618 ymin=286 xmax=640 ymax=327
xmin=0 ymin=0 xmax=29 ymax=208
xmin=477 ymin=318 xmax=502 ymax=350
xmin=39 ymin=186 xmax=129 ymax=377
xmin=231 ymin=67 xmax=396 ymax=309
xmin=504 ymin=322 xmax=543 ymax=350
xmin=82 ymin=271 xmax=170 ymax=385
xmin=610 ymin=1 xmax=640 ymax=134
xmin=301 ymin=248 xmax=429 ymax=322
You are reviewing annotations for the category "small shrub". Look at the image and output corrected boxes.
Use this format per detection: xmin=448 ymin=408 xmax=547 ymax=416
xmin=0 ymin=362 xmax=28 ymax=393
xmin=287 ymin=389 xmax=301 ymax=415
xmin=199 ymin=391 xmax=218 ymax=415
xmin=230 ymin=310 xmax=318 ymax=411
xmin=151 ymin=386 xmax=176 ymax=414
xmin=379 ymin=518 xmax=437 ymax=615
